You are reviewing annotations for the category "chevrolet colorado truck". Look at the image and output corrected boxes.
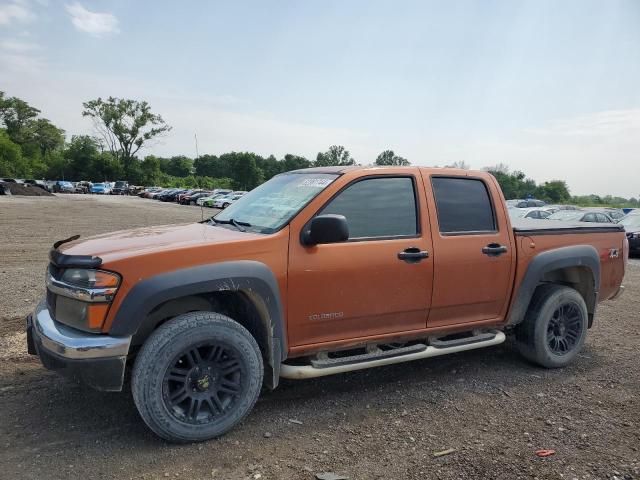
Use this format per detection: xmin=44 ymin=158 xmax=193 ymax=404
xmin=26 ymin=166 xmax=628 ymax=442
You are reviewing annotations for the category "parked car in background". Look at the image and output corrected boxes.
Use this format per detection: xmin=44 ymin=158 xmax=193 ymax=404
xmin=544 ymin=204 xmax=581 ymax=213
xmin=157 ymin=189 xmax=188 ymax=202
xmin=547 ymin=210 xmax=614 ymax=223
xmin=508 ymin=207 xmax=553 ymax=220
xmin=52 ymin=181 xmax=75 ymax=193
xmin=91 ymin=183 xmax=112 ymax=195
xmin=186 ymin=191 xmax=210 ymax=205
xmin=23 ymin=179 xmax=48 ymax=190
xmin=212 ymin=192 xmax=246 ymax=209
xmin=507 ymin=199 xmax=547 ymax=208
xmin=197 ymin=189 xmax=233 ymax=206
xmin=179 ymin=190 xmax=209 ymax=205
xmin=75 ymin=181 xmax=92 ymax=194
xmin=111 ymin=181 xmax=129 ymax=195
xmin=139 ymin=187 xmax=162 ymax=198
xmin=619 ymin=213 xmax=640 ymax=254
xmin=601 ymin=208 xmax=626 ymax=221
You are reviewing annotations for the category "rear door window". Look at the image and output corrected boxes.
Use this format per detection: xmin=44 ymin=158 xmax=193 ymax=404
xmin=431 ymin=177 xmax=496 ymax=234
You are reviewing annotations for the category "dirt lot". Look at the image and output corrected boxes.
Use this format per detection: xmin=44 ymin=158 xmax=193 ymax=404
xmin=0 ymin=194 xmax=638 ymax=480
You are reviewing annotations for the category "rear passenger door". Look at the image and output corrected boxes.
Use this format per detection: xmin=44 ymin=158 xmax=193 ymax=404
xmin=424 ymin=175 xmax=515 ymax=328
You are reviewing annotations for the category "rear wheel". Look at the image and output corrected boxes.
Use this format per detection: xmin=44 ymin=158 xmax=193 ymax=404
xmin=515 ymin=284 xmax=588 ymax=368
xmin=222 ymin=202 xmax=230 ymax=208
xmin=132 ymin=312 xmax=263 ymax=443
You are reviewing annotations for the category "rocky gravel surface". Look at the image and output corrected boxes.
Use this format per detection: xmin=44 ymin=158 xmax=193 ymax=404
xmin=0 ymin=195 xmax=638 ymax=480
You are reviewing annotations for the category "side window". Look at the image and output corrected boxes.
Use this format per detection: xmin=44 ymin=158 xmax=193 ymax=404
xmin=320 ymin=177 xmax=418 ymax=239
xmin=539 ymin=211 xmax=551 ymax=219
xmin=583 ymin=213 xmax=595 ymax=222
xmin=596 ymin=213 xmax=610 ymax=223
xmin=431 ymin=177 xmax=496 ymax=234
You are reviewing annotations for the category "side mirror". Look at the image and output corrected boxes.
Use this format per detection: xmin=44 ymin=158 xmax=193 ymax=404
xmin=301 ymin=214 xmax=349 ymax=246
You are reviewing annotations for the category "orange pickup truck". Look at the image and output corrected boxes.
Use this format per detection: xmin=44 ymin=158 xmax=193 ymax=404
xmin=27 ymin=166 xmax=627 ymax=442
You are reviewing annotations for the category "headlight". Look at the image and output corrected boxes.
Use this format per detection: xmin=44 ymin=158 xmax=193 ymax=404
xmin=48 ymin=269 xmax=121 ymax=332
xmin=60 ymin=268 xmax=120 ymax=289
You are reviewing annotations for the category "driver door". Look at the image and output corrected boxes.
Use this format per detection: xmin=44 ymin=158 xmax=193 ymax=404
xmin=287 ymin=173 xmax=434 ymax=348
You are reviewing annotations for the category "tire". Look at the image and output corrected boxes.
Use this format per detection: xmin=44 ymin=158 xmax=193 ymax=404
xmin=515 ymin=284 xmax=588 ymax=368
xmin=132 ymin=311 xmax=263 ymax=443
xmin=223 ymin=203 xmax=230 ymax=208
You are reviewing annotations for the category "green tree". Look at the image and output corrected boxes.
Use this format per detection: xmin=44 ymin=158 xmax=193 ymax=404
xmin=31 ymin=118 xmax=65 ymax=157
xmin=165 ymin=155 xmax=193 ymax=177
xmin=375 ymin=150 xmax=410 ymax=166
xmin=223 ymin=152 xmax=263 ymax=190
xmin=193 ymin=154 xmax=219 ymax=177
xmin=282 ymin=153 xmax=311 ymax=171
xmin=82 ymin=97 xmax=171 ymax=176
xmin=315 ymin=145 xmax=355 ymax=166
xmin=0 ymin=129 xmax=26 ymax=176
xmin=257 ymin=154 xmax=283 ymax=180
xmin=63 ymin=135 xmax=102 ymax=179
xmin=537 ymin=180 xmax=570 ymax=203
xmin=0 ymin=92 xmax=40 ymax=145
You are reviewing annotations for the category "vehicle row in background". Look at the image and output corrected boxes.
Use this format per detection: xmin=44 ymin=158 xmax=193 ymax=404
xmin=137 ymin=187 xmax=248 ymax=209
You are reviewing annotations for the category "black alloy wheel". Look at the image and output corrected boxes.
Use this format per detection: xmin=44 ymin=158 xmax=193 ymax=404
xmin=546 ymin=303 xmax=583 ymax=355
xmin=163 ymin=343 xmax=245 ymax=424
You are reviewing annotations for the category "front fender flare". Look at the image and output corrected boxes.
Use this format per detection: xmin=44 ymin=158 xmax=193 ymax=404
xmin=109 ymin=261 xmax=287 ymax=377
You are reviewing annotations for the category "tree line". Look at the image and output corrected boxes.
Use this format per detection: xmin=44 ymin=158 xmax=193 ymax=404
xmin=0 ymin=91 xmax=637 ymax=206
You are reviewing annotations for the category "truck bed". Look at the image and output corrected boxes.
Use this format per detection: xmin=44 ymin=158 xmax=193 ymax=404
xmin=511 ymin=218 xmax=624 ymax=235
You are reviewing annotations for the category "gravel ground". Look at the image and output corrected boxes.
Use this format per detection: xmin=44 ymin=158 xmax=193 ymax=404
xmin=0 ymin=195 xmax=638 ymax=480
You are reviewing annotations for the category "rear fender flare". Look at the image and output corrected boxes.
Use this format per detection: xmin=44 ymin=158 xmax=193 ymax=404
xmin=507 ymin=245 xmax=600 ymax=326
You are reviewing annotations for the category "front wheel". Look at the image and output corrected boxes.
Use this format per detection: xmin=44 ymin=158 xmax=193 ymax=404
xmin=515 ymin=284 xmax=588 ymax=368
xmin=222 ymin=202 xmax=230 ymax=208
xmin=132 ymin=312 xmax=263 ymax=443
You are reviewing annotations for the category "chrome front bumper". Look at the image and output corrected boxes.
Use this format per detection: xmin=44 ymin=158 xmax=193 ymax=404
xmin=31 ymin=300 xmax=130 ymax=359
xmin=27 ymin=301 xmax=132 ymax=391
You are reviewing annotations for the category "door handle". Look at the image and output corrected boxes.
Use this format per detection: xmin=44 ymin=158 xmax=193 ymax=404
xmin=482 ymin=243 xmax=508 ymax=256
xmin=398 ymin=247 xmax=429 ymax=263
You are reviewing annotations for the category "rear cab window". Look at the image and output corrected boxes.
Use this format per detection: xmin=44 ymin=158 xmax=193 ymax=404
xmin=430 ymin=177 xmax=496 ymax=234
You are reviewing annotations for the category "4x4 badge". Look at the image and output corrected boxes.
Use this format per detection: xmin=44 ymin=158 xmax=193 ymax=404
xmin=609 ymin=248 xmax=619 ymax=259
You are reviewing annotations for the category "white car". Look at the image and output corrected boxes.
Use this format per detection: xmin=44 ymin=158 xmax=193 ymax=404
xmin=508 ymin=207 xmax=553 ymax=220
xmin=196 ymin=189 xmax=233 ymax=206
xmin=213 ymin=193 xmax=244 ymax=209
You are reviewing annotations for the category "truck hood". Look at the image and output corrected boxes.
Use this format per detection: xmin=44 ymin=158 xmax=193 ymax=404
xmin=59 ymin=223 xmax=262 ymax=263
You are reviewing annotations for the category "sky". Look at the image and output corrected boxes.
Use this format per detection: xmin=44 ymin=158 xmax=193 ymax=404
xmin=0 ymin=0 xmax=638 ymax=197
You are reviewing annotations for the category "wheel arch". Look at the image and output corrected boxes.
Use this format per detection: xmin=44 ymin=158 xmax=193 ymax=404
xmin=110 ymin=261 xmax=286 ymax=389
xmin=507 ymin=245 xmax=600 ymax=328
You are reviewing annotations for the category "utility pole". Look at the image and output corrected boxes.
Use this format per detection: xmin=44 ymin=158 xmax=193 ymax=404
xmin=194 ymin=133 xmax=199 ymax=159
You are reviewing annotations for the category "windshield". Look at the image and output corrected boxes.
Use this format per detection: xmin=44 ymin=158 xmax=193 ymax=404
xmin=620 ymin=214 xmax=640 ymax=229
xmin=115 ymin=181 xmax=127 ymax=187
xmin=213 ymin=172 xmax=338 ymax=233
xmin=548 ymin=211 xmax=583 ymax=221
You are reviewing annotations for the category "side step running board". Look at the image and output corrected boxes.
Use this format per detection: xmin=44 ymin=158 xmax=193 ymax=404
xmin=311 ymin=343 xmax=427 ymax=369
xmin=280 ymin=329 xmax=505 ymax=380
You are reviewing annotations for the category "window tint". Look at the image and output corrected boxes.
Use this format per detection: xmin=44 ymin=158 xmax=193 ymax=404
xmin=583 ymin=213 xmax=596 ymax=222
xmin=431 ymin=177 xmax=496 ymax=233
xmin=596 ymin=213 xmax=610 ymax=223
xmin=320 ymin=177 xmax=417 ymax=239
xmin=539 ymin=211 xmax=551 ymax=219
